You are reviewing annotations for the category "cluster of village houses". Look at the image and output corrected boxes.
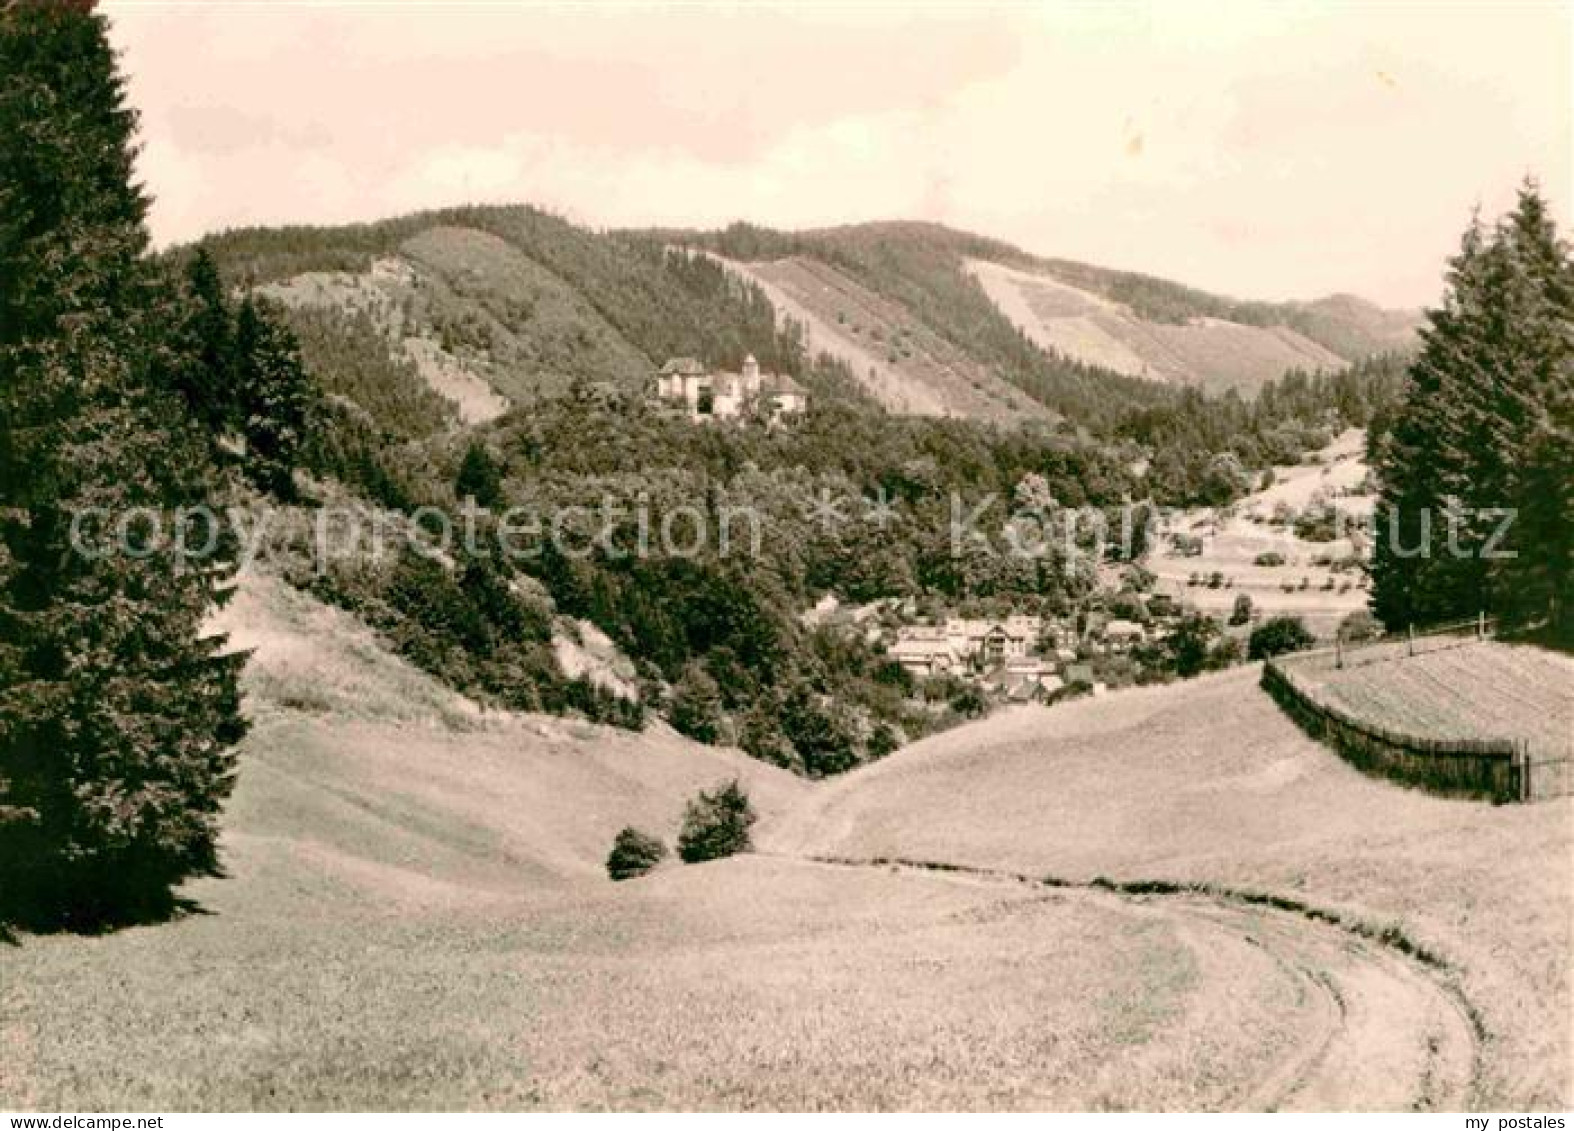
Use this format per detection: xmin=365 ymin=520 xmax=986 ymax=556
xmin=652 ymin=354 xmax=808 ymax=423
xmin=886 ymin=611 xmax=1162 ymax=703
xmin=653 ymin=354 xmax=1185 ymax=704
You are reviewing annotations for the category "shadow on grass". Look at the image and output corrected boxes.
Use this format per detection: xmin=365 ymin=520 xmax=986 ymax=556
xmin=0 ymin=888 xmax=214 ymax=943
xmin=1499 ymin=621 xmax=1574 ymax=656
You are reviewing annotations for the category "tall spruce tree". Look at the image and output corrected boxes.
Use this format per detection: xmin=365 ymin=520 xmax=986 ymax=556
xmin=1371 ymin=182 xmax=1573 ymax=637
xmin=169 ymin=247 xmax=237 ymax=430
xmin=1490 ymin=184 xmax=1574 ymax=636
xmin=0 ymin=2 xmax=247 ymax=928
xmin=234 ymin=296 xmax=314 ymax=500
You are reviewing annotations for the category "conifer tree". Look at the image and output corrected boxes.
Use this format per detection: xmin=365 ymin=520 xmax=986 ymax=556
xmin=455 ymin=440 xmax=506 ymax=510
xmin=1371 ymin=182 xmax=1573 ymax=637
xmin=1489 ymin=184 xmax=1574 ymax=636
xmin=0 ymin=2 xmax=247 ymax=928
xmin=234 ymin=296 xmax=314 ymax=500
xmin=169 ymin=247 xmax=238 ymax=430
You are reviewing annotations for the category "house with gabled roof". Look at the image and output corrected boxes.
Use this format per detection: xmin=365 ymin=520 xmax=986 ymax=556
xmin=653 ymin=354 xmax=806 ymax=423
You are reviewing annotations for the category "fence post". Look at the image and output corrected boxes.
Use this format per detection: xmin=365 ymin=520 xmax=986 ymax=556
xmin=1522 ymin=743 xmax=1533 ymax=802
xmin=1478 ymin=610 xmax=1485 ymax=640
xmin=1407 ymin=624 xmax=1415 ymax=656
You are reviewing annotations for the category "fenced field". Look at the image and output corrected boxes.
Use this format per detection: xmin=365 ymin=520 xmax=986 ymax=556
xmin=1268 ymin=628 xmax=1573 ymax=801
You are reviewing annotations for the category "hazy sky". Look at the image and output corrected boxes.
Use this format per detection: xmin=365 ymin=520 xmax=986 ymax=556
xmin=106 ymin=2 xmax=1570 ymax=307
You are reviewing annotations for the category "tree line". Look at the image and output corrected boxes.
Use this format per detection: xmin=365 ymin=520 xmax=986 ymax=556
xmin=1370 ymin=184 xmax=1572 ymax=642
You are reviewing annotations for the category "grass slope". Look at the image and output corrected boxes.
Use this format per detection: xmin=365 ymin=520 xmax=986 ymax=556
xmin=0 ymin=574 xmax=1306 ymax=1111
xmin=1284 ymin=641 xmax=1574 ymax=760
xmin=4 ymin=571 xmax=1564 ymax=1110
xmin=766 ymin=664 xmax=1574 ymax=1108
xmin=0 ymin=571 xmax=1491 ymax=1111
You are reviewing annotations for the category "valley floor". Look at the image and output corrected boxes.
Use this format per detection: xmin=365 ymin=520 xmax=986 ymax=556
xmin=2 ymin=574 xmax=1568 ymax=1111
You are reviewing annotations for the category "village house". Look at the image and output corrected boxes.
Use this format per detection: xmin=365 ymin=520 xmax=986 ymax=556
xmin=890 ymin=615 xmax=1046 ymax=677
xmin=994 ymin=655 xmax=1065 ymax=703
xmin=888 ymin=629 xmax=962 ymax=677
xmin=1103 ymin=618 xmax=1147 ymax=652
xmin=1039 ymin=620 xmax=1078 ymax=652
xmin=653 ymin=354 xmax=807 ymax=423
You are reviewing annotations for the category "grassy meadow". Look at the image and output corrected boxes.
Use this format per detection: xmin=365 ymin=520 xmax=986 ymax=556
xmin=2 ymin=572 xmax=1569 ymax=1110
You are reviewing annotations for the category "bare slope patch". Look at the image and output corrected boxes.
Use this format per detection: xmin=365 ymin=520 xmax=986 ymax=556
xmin=709 ymin=253 xmax=1055 ymax=424
xmin=966 ymin=258 xmax=1349 ymax=394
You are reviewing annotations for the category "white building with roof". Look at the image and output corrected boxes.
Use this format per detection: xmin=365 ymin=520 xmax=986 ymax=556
xmin=653 ymin=354 xmax=806 ymax=423
xmin=891 ymin=615 xmax=1045 ymax=676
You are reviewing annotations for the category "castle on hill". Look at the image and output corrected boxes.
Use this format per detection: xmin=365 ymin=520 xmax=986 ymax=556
xmin=653 ymin=354 xmax=808 ymax=423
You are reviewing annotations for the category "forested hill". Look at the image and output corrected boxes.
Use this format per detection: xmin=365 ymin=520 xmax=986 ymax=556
xmin=157 ymin=203 xmax=1414 ymax=781
xmin=658 ymin=220 xmax=1421 ymax=396
xmin=190 ymin=206 xmax=1416 ymax=433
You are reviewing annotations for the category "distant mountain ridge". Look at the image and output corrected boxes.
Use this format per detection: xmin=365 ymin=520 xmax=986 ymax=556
xmin=667 ymin=219 xmax=1420 ymax=397
xmin=192 ymin=208 xmax=1418 ymax=430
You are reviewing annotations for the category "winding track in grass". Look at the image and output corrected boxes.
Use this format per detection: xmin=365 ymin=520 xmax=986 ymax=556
xmin=780 ymin=854 xmax=1481 ymax=1112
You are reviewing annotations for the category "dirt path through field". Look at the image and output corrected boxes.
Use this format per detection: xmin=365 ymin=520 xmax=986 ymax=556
xmin=778 ymin=855 xmax=1479 ymax=1112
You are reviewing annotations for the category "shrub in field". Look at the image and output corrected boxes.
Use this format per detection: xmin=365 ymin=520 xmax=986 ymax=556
xmin=606 ymin=827 xmax=667 ymax=881
xmin=1248 ymin=616 xmax=1316 ymax=660
xmin=1254 ymin=552 xmax=1287 ymax=567
xmin=1293 ymin=504 xmax=1340 ymax=542
xmin=1339 ymin=610 xmax=1382 ymax=642
xmin=867 ymin=722 xmax=902 ymax=760
xmin=1229 ymin=594 xmax=1254 ymax=626
xmin=677 ymin=780 xmax=757 ymax=864
xmin=948 ymin=683 xmax=989 ymax=720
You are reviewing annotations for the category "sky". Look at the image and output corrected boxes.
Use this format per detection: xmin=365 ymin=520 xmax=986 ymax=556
xmin=105 ymin=1 xmax=1571 ymax=308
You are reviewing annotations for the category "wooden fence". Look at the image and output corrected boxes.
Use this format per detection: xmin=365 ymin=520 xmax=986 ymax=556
xmin=1260 ymin=660 xmax=1527 ymax=802
xmin=1305 ymin=614 xmax=1499 ymax=674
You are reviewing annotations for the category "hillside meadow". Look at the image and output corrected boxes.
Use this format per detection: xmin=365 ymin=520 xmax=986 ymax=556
xmin=2 ymin=572 xmax=1568 ymax=1110
xmin=1145 ymin=428 xmax=1374 ymax=635
xmin=768 ymin=661 xmax=1574 ymax=1109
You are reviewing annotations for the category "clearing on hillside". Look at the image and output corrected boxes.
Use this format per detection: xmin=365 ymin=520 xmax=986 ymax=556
xmin=259 ymin=224 xmax=654 ymax=423
xmin=1144 ymin=428 xmax=1374 ymax=635
xmin=966 ymin=257 xmax=1349 ymax=394
xmin=707 ymin=252 xmax=1056 ymax=424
